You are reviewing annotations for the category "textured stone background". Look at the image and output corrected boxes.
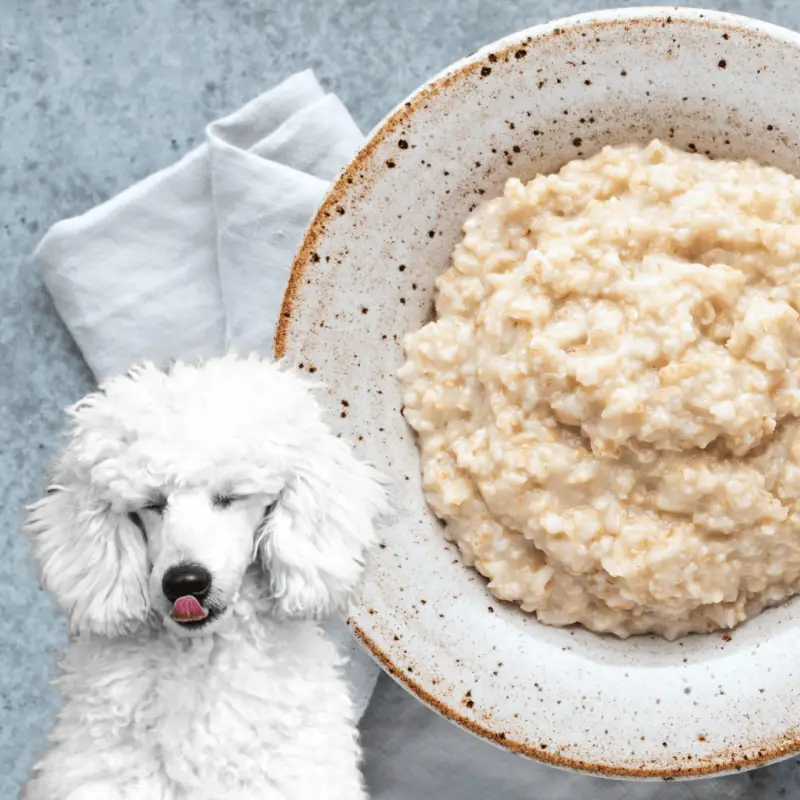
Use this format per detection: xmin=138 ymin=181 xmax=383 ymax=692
xmin=4 ymin=1 xmax=800 ymax=798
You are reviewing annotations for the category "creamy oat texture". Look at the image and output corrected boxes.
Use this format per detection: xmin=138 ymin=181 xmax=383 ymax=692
xmin=398 ymin=140 xmax=800 ymax=639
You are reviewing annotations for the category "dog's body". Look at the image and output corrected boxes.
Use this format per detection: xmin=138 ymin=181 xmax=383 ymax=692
xmin=22 ymin=357 xmax=388 ymax=800
xmin=24 ymin=575 xmax=363 ymax=800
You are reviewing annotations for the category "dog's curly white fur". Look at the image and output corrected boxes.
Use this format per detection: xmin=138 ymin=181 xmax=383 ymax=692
xmin=23 ymin=355 xmax=389 ymax=800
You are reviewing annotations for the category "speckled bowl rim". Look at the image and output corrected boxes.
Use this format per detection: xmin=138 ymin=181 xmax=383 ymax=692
xmin=276 ymin=6 xmax=800 ymax=780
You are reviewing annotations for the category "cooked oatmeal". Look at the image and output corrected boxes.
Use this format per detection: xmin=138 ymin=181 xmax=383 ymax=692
xmin=398 ymin=139 xmax=800 ymax=639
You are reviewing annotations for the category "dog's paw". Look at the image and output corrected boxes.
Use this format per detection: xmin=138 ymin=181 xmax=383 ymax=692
xmin=66 ymin=783 xmax=123 ymax=800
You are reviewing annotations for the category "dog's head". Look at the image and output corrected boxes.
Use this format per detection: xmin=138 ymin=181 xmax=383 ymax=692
xmin=26 ymin=356 xmax=389 ymax=637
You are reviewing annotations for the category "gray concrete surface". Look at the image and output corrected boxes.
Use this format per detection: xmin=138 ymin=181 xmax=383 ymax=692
xmin=4 ymin=1 xmax=800 ymax=798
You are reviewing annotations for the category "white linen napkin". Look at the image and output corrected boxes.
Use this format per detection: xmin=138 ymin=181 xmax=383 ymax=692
xmin=32 ymin=70 xmax=380 ymax=720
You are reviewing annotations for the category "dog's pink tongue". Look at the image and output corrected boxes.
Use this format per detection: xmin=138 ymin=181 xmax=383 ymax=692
xmin=172 ymin=596 xmax=208 ymax=622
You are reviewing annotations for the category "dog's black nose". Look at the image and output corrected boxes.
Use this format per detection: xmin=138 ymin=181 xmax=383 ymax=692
xmin=162 ymin=564 xmax=211 ymax=603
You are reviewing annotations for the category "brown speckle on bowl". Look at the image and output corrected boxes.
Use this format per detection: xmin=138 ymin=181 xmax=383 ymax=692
xmin=481 ymin=66 xmax=492 ymax=77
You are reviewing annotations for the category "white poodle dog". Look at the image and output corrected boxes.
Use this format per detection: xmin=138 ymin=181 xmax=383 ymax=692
xmin=22 ymin=355 xmax=389 ymax=800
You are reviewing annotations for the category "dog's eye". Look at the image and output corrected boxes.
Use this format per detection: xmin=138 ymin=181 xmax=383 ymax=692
xmin=142 ymin=495 xmax=167 ymax=514
xmin=212 ymin=494 xmax=246 ymax=509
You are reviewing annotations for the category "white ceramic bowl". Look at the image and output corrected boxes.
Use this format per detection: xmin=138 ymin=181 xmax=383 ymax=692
xmin=277 ymin=7 xmax=800 ymax=779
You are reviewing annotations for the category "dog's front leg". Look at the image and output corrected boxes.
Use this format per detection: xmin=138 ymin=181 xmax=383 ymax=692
xmin=21 ymin=778 xmax=123 ymax=800
xmin=65 ymin=783 xmax=124 ymax=800
xmin=22 ymin=776 xmax=128 ymax=800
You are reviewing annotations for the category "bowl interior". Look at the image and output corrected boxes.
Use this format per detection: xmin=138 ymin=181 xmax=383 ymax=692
xmin=277 ymin=7 xmax=800 ymax=778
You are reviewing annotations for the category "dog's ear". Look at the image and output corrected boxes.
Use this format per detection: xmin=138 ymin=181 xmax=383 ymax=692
xmin=27 ymin=481 xmax=150 ymax=638
xmin=26 ymin=396 xmax=150 ymax=638
xmin=258 ymin=435 xmax=390 ymax=619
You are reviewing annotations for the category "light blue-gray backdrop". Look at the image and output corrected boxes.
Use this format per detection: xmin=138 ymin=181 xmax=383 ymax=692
xmin=4 ymin=1 xmax=800 ymax=798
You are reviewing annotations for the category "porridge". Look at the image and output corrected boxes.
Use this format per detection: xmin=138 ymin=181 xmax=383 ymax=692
xmin=398 ymin=139 xmax=800 ymax=639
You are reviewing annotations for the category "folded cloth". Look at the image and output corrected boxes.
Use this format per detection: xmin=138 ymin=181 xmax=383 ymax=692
xmin=33 ymin=70 xmax=380 ymax=720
